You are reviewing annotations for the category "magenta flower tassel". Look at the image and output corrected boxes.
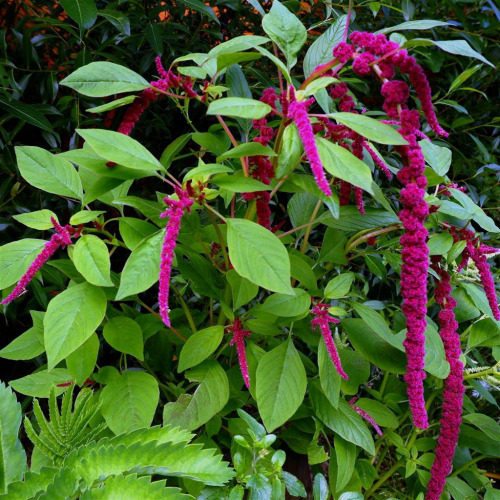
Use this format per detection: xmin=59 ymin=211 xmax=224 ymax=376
xmin=426 ymin=266 xmax=464 ymax=500
xmin=158 ymin=188 xmax=193 ymax=327
xmin=2 ymin=218 xmax=74 ymax=304
xmin=397 ymin=111 xmax=430 ymax=430
xmin=228 ymin=318 xmax=252 ymax=388
xmin=349 ymin=397 xmax=383 ymax=436
xmin=311 ymin=303 xmax=348 ymax=380
xmin=288 ymin=98 xmax=332 ymax=197
xmin=363 ymin=141 xmax=393 ymax=180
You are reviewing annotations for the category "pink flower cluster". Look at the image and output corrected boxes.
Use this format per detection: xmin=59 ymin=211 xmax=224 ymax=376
xmin=438 ymin=183 xmax=466 ymax=196
xmin=158 ymin=188 xmax=193 ymax=327
xmin=311 ymin=303 xmax=348 ymax=380
xmin=426 ymin=265 xmax=464 ymax=500
xmin=450 ymin=227 xmax=500 ymax=320
xmin=228 ymin=318 xmax=252 ymax=388
xmin=2 ymin=218 xmax=76 ymax=304
xmin=349 ymin=397 xmax=383 ymax=436
xmin=288 ymin=89 xmax=332 ymax=197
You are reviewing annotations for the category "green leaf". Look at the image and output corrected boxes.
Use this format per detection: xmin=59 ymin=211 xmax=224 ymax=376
xmin=160 ymin=133 xmax=192 ymax=169
xmin=103 ymin=317 xmax=144 ymax=361
xmin=318 ymin=337 xmax=341 ymax=408
xmin=313 ymin=473 xmax=330 ymax=500
xmin=227 ymin=270 xmax=259 ymax=309
xmin=177 ymin=0 xmax=220 ymax=24
xmin=227 ymin=218 xmax=293 ymax=295
xmin=339 ymin=350 xmax=370 ymax=395
xmin=0 ymin=98 xmax=53 ymax=132
xmin=256 ymin=338 xmax=307 ymax=432
xmin=0 ymin=382 xmax=27 ymax=493
xmin=303 ymin=15 xmax=347 ymax=77
xmin=60 ymin=62 xmax=150 ymax=97
xmin=0 ymin=239 xmax=46 ymax=290
xmin=86 ymin=95 xmax=136 ymax=113
xmin=99 ymin=10 xmax=131 ymax=35
xmin=100 ymin=371 xmax=159 ymax=434
xmin=211 ymin=173 xmax=271 ymax=193
xmin=207 ymin=98 xmax=272 ymax=120
xmin=146 ymin=22 xmax=163 ymax=55
xmin=427 ymin=232 xmax=453 ymax=256
xmin=376 ymin=20 xmax=451 ymax=34
xmin=217 ymin=142 xmax=277 ymax=161
xmin=60 ymin=0 xmax=97 ymax=30
xmin=319 ymin=206 xmax=399 ymax=233
xmin=343 ymin=319 xmax=407 ymax=374
xmin=349 ymin=302 xmax=399 ymax=348
xmin=324 ymin=273 xmax=355 ymax=299
xmin=353 ymin=399 xmax=399 ymax=428
xmin=329 ymin=113 xmax=408 ymax=145
xmin=73 ymin=235 xmax=113 ymax=287
xmin=0 ymin=311 xmax=45 ymax=360
xmin=184 ymin=163 xmax=232 ymax=182
xmin=256 ymin=289 xmax=310 ymax=317
xmin=262 ymin=0 xmax=307 ymax=69
xmin=208 ymin=35 xmax=269 ymax=57
xmin=467 ymin=318 xmax=500 ymax=349
xmin=178 ymin=326 xmax=224 ymax=372
xmin=277 ymin=123 xmax=302 ymax=178
xmin=448 ymin=188 xmax=499 ymax=232
xmin=309 ymin=381 xmax=375 ymax=454
xmin=216 ymin=53 xmax=262 ymax=73
xmin=163 ymin=360 xmax=229 ymax=431
xmin=316 ymin=138 xmax=374 ymax=194
xmin=431 ymin=40 xmax=494 ymax=68
xmin=77 ymin=129 xmax=164 ymax=173
xmin=12 ymin=210 xmax=58 ymax=230
xmin=119 ymin=218 xmax=158 ymax=251
xmin=69 ymin=211 xmax=106 ymax=225
xmin=462 ymin=414 xmax=500 ymax=441
xmin=66 ymin=333 xmax=99 ymax=386
xmin=335 ymin=435 xmax=357 ymax=492
xmin=80 ymin=474 xmax=190 ymax=500
xmin=446 ymin=477 xmax=477 ymax=500
xmin=254 ymin=46 xmax=292 ymax=84
xmin=9 ymin=369 xmax=72 ymax=398
xmin=420 ymin=140 xmax=451 ymax=176
xmin=16 ymin=146 xmax=83 ymax=201
xmin=44 ymin=282 xmax=107 ymax=369
xmin=116 ymin=231 xmax=163 ymax=299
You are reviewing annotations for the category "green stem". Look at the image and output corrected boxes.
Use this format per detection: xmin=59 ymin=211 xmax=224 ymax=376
xmin=216 ymin=114 xmax=249 ymax=177
xmin=170 ymin=284 xmax=197 ymax=334
xmin=450 ymin=455 xmax=486 ymax=478
xmin=300 ymin=200 xmax=323 ymax=254
xmin=365 ymin=459 xmax=403 ymax=499
xmin=205 ymin=206 xmax=230 ymax=272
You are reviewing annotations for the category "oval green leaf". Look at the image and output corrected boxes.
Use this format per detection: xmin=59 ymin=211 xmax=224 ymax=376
xmin=207 ymin=98 xmax=272 ymax=120
xmin=178 ymin=326 xmax=225 ymax=372
xmin=103 ymin=317 xmax=144 ymax=360
xmin=73 ymin=235 xmax=113 ymax=287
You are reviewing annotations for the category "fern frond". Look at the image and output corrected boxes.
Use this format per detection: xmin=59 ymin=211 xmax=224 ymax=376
xmin=23 ymin=418 xmax=58 ymax=462
xmin=32 ymin=400 xmax=65 ymax=451
xmin=60 ymin=385 xmax=74 ymax=437
xmin=48 ymin=389 xmax=62 ymax=438
xmin=79 ymin=474 xmax=193 ymax=500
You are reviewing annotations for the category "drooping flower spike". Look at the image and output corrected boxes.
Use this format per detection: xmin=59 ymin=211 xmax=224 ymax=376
xmin=288 ymin=88 xmax=332 ymax=197
xmin=349 ymin=397 xmax=383 ymax=436
xmin=228 ymin=318 xmax=252 ymax=389
xmin=158 ymin=188 xmax=193 ymax=327
xmin=2 ymin=218 xmax=76 ymax=305
xmin=426 ymin=264 xmax=464 ymax=500
xmin=311 ymin=303 xmax=348 ymax=380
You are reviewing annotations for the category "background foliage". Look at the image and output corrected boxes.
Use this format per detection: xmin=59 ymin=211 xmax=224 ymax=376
xmin=0 ymin=0 xmax=499 ymax=498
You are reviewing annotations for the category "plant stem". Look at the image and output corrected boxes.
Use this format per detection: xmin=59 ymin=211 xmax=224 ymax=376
xmin=170 ymin=284 xmax=197 ymax=334
xmin=216 ymin=114 xmax=249 ymax=176
xmin=205 ymin=206 xmax=230 ymax=271
xmin=365 ymin=459 xmax=403 ymax=499
xmin=137 ymin=299 xmax=186 ymax=342
xmin=300 ymin=200 xmax=323 ymax=254
xmin=345 ymin=224 xmax=400 ymax=254
xmin=450 ymin=455 xmax=486 ymax=478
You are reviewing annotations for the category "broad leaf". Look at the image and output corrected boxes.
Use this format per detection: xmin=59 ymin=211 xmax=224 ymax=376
xmin=44 ymin=282 xmax=107 ymax=369
xmin=16 ymin=147 xmax=83 ymax=201
xmin=9 ymin=369 xmax=72 ymax=398
xmin=73 ymin=235 xmax=113 ymax=287
xmin=100 ymin=371 xmax=159 ymax=434
xmin=0 ymin=311 xmax=45 ymax=360
xmin=178 ymin=326 xmax=224 ymax=372
xmin=66 ymin=333 xmax=99 ymax=386
xmin=116 ymin=231 xmax=163 ymax=299
xmin=207 ymin=98 xmax=272 ymax=119
xmin=256 ymin=338 xmax=307 ymax=432
xmin=76 ymin=129 xmax=164 ymax=172
xmin=103 ymin=317 xmax=144 ymax=360
xmin=0 ymin=98 xmax=52 ymax=132
xmin=262 ymin=0 xmax=307 ymax=69
xmin=163 ymin=360 xmax=229 ymax=431
xmin=227 ymin=218 xmax=293 ymax=295
xmin=0 ymin=383 xmax=26 ymax=493
xmin=60 ymin=0 xmax=97 ymax=30
xmin=61 ymin=62 xmax=150 ymax=97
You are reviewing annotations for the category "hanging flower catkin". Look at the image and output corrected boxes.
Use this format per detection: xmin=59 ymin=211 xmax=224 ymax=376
xmin=158 ymin=188 xmax=193 ymax=327
xmin=227 ymin=318 xmax=252 ymax=388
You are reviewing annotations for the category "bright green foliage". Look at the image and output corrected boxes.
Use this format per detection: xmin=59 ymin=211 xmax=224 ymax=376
xmin=0 ymin=383 xmax=26 ymax=493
